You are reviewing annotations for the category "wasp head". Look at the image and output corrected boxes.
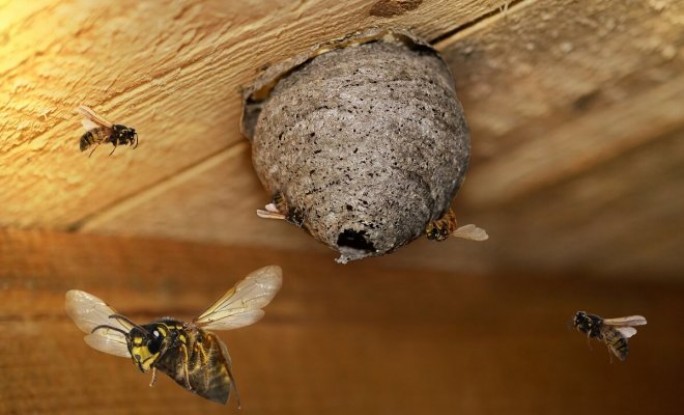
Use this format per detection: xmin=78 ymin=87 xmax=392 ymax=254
xmin=573 ymin=310 xmax=603 ymax=337
xmin=573 ymin=311 xmax=590 ymax=330
xmin=111 ymin=124 xmax=138 ymax=148
xmin=127 ymin=323 xmax=167 ymax=372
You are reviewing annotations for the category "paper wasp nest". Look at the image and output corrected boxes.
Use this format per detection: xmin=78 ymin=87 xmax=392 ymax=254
xmin=242 ymin=28 xmax=473 ymax=263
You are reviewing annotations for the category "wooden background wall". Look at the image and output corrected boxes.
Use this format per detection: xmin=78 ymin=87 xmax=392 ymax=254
xmin=0 ymin=0 xmax=682 ymax=278
xmin=1 ymin=0 xmax=683 ymax=414
xmin=1 ymin=229 xmax=683 ymax=414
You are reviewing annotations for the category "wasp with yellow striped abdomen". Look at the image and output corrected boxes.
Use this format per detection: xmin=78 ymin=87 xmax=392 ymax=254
xmin=65 ymin=265 xmax=283 ymax=405
xmin=77 ymin=105 xmax=138 ymax=156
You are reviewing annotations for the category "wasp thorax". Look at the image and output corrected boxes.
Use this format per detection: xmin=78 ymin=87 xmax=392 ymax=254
xmin=242 ymin=28 xmax=470 ymax=263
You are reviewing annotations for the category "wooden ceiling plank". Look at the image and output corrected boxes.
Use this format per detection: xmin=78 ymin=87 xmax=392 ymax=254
xmin=74 ymin=142 xmax=248 ymax=231
xmin=78 ymin=141 xmax=326 ymax=253
xmin=0 ymin=0 xmax=511 ymax=228
xmin=461 ymin=74 xmax=684 ymax=209
xmin=436 ymin=0 xmax=684 ymax=163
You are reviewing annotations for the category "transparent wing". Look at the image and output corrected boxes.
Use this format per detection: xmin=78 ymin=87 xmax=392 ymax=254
xmin=452 ymin=224 xmax=489 ymax=241
xmin=83 ymin=330 xmax=131 ymax=358
xmin=616 ymin=327 xmax=638 ymax=339
xmin=257 ymin=203 xmax=287 ymax=220
xmin=81 ymin=118 xmax=101 ymax=131
xmin=194 ymin=265 xmax=283 ymax=331
xmin=77 ymin=105 xmax=113 ymax=128
xmin=256 ymin=209 xmax=287 ymax=220
xmin=65 ymin=290 xmax=132 ymax=357
xmin=603 ymin=315 xmax=647 ymax=327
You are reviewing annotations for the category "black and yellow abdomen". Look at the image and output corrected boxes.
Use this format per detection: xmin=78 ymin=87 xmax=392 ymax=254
xmin=146 ymin=320 xmax=235 ymax=404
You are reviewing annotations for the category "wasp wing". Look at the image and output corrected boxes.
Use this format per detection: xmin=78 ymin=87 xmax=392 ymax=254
xmin=615 ymin=326 xmax=638 ymax=339
xmin=77 ymin=105 xmax=113 ymax=129
xmin=194 ymin=265 xmax=283 ymax=331
xmin=80 ymin=117 xmax=101 ymax=131
xmin=452 ymin=224 xmax=489 ymax=241
xmin=65 ymin=290 xmax=132 ymax=358
xmin=256 ymin=209 xmax=287 ymax=220
xmin=83 ymin=331 xmax=131 ymax=358
xmin=603 ymin=315 xmax=647 ymax=327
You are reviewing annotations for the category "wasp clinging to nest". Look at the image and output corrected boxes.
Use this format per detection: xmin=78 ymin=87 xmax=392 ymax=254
xmin=425 ymin=208 xmax=489 ymax=242
xmin=65 ymin=265 xmax=283 ymax=405
xmin=77 ymin=105 xmax=138 ymax=156
xmin=256 ymin=191 xmax=305 ymax=226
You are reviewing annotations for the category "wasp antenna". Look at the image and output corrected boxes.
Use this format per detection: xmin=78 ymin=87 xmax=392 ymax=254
xmin=133 ymin=134 xmax=139 ymax=149
xmin=108 ymin=314 xmax=147 ymax=333
xmin=91 ymin=324 xmax=129 ymax=337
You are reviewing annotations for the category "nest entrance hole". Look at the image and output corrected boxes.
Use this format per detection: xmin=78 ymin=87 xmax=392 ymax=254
xmin=336 ymin=229 xmax=376 ymax=252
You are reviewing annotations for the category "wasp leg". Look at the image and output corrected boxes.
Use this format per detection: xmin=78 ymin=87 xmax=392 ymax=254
xmin=179 ymin=343 xmax=192 ymax=390
xmin=109 ymin=143 xmax=118 ymax=156
xmin=426 ymin=209 xmax=458 ymax=241
xmin=149 ymin=367 xmax=158 ymax=387
xmin=88 ymin=145 xmax=99 ymax=158
xmin=195 ymin=341 xmax=209 ymax=366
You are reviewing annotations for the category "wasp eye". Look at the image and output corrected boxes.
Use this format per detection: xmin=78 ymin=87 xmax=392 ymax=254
xmin=147 ymin=334 xmax=163 ymax=354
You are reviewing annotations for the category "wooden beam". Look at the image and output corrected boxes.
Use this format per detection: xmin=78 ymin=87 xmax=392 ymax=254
xmin=461 ymin=74 xmax=684 ymax=208
xmin=437 ymin=0 xmax=684 ymax=164
xmin=0 ymin=0 xmax=511 ymax=228
xmin=76 ymin=0 xmax=684 ymax=261
xmin=76 ymin=141 xmax=327 ymax=254
xmin=1 ymin=229 xmax=683 ymax=414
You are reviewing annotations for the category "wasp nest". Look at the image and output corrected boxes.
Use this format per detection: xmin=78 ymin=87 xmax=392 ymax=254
xmin=242 ymin=28 xmax=485 ymax=263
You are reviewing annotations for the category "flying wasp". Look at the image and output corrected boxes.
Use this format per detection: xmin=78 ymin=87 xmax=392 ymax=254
xmin=77 ymin=105 xmax=138 ymax=156
xmin=65 ymin=265 xmax=283 ymax=405
xmin=572 ymin=311 xmax=647 ymax=361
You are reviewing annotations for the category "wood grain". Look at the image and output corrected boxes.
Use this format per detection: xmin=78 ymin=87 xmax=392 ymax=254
xmin=3 ymin=0 xmax=683 ymax=279
xmin=79 ymin=141 xmax=327 ymax=253
xmin=1 ymin=229 xmax=683 ymax=414
xmin=438 ymin=0 xmax=684 ymax=166
xmin=462 ymin=73 xmax=684 ymax=208
xmin=0 ymin=0 xmax=509 ymax=228
xmin=382 ymin=126 xmax=684 ymax=279
xmin=76 ymin=0 xmax=684 ymax=278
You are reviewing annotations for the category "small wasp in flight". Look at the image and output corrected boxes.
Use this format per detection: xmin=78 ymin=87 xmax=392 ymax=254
xmin=77 ymin=105 xmax=138 ymax=156
xmin=65 ymin=265 xmax=283 ymax=405
xmin=573 ymin=311 xmax=647 ymax=361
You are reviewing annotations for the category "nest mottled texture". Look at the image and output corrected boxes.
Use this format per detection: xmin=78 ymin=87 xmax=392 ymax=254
xmin=242 ymin=29 xmax=470 ymax=263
